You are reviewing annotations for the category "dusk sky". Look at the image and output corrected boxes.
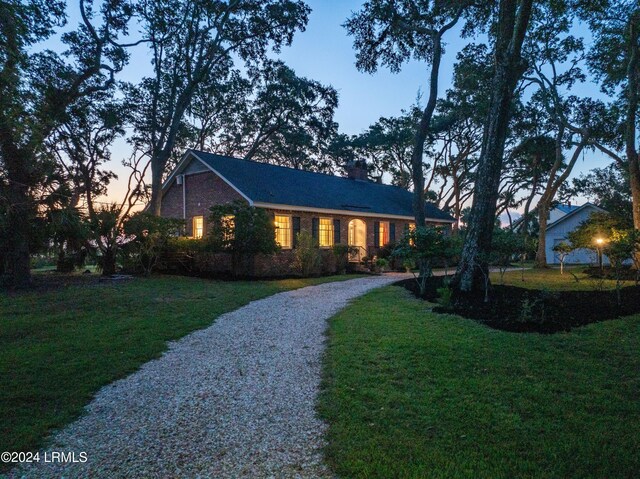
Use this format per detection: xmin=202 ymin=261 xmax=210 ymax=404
xmin=91 ymin=0 xmax=608 ymax=208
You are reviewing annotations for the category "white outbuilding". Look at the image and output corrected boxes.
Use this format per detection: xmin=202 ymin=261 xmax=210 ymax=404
xmin=544 ymin=203 xmax=608 ymax=265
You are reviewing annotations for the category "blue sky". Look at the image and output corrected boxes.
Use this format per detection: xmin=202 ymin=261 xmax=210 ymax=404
xmin=277 ymin=0 xmax=460 ymax=134
xmin=65 ymin=0 xmax=610 ymax=207
xmin=278 ymin=0 xmax=430 ymax=133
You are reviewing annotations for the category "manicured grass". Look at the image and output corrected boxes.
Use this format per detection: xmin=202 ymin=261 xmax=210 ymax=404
xmin=490 ymin=266 xmax=630 ymax=290
xmin=319 ymin=286 xmax=640 ymax=478
xmin=0 ymin=273 xmax=363 ymax=462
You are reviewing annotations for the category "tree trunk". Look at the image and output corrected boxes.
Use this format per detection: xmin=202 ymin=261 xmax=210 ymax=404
xmin=101 ymin=248 xmax=117 ymax=276
xmin=534 ymin=203 xmax=550 ymax=268
xmin=6 ymin=180 xmax=32 ymax=288
xmin=626 ymin=17 xmax=640 ymax=230
xmin=411 ymin=31 xmax=444 ymax=228
xmin=149 ymin=150 xmax=171 ymax=216
xmin=629 ymin=160 xmax=640 ymax=230
xmin=520 ymin=168 xmax=539 ymax=238
xmin=534 ymin=138 xmax=586 ymax=268
xmin=454 ymin=0 xmax=534 ymax=294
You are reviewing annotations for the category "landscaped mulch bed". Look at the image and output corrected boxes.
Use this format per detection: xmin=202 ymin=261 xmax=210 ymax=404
xmin=1 ymin=271 xmax=101 ymax=294
xmin=398 ymin=277 xmax=640 ymax=333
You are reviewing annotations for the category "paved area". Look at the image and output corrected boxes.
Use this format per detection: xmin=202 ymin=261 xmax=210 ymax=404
xmin=11 ymin=274 xmax=409 ymax=479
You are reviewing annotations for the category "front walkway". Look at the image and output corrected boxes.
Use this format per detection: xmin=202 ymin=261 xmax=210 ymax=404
xmin=12 ymin=274 xmax=409 ymax=479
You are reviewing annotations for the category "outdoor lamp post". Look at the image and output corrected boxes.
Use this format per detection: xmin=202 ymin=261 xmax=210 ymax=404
xmin=595 ymin=237 xmax=605 ymax=271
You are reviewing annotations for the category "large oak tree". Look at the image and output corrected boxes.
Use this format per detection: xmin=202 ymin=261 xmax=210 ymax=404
xmin=128 ymin=0 xmax=311 ymax=215
xmin=580 ymin=0 xmax=640 ymax=230
xmin=454 ymin=0 xmax=534 ymax=294
xmin=345 ymin=0 xmax=483 ymax=227
xmin=0 ymin=0 xmax=132 ymax=288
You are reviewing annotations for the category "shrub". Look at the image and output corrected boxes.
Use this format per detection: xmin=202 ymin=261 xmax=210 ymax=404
xmin=603 ymin=229 xmax=640 ymax=303
xmin=375 ymin=257 xmax=389 ymax=271
xmin=208 ymin=201 xmax=279 ymax=276
xmin=123 ymin=213 xmax=184 ymax=276
xmin=333 ymin=244 xmax=352 ymax=274
xmin=552 ymin=241 xmax=574 ymax=275
xmin=295 ymin=231 xmax=321 ymax=277
xmin=88 ymin=205 xmax=135 ymax=276
xmin=393 ymin=226 xmax=460 ymax=295
xmin=377 ymin=241 xmax=396 ymax=260
xmin=30 ymin=255 xmax=56 ymax=269
xmin=436 ymin=285 xmax=453 ymax=310
xmin=490 ymin=227 xmax=521 ymax=282
xmin=567 ymin=212 xmax=625 ymax=250
xmin=402 ymin=258 xmax=415 ymax=272
xmin=55 ymin=252 xmax=87 ymax=273
xmin=166 ymin=237 xmax=209 ymax=253
xmin=46 ymin=206 xmax=90 ymax=273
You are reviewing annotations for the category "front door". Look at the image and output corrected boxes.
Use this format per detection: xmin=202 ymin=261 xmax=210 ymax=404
xmin=348 ymin=219 xmax=367 ymax=261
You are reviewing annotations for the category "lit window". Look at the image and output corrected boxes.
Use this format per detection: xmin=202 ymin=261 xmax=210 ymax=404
xmin=408 ymin=223 xmax=416 ymax=246
xmin=319 ymin=218 xmax=334 ymax=247
xmin=379 ymin=221 xmax=390 ymax=246
xmin=221 ymin=215 xmax=235 ymax=242
xmin=193 ymin=216 xmax=204 ymax=239
xmin=274 ymin=215 xmax=292 ymax=248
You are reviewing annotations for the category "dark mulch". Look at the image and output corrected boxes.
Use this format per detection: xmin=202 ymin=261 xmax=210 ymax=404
xmin=397 ymin=277 xmax=640 ymax=334
xmin=1 ymin=271 xmax=118 ymax=295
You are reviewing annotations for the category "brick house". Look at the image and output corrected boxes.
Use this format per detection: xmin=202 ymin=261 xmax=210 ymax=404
xmin=160 ymin=150 xmax=455 ymax=265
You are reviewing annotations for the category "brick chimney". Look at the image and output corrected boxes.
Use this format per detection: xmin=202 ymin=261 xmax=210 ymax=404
xmin=346 ymin=160 xmax=368 ymax=181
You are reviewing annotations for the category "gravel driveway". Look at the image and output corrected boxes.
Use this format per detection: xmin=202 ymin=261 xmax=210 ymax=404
xmin=11 ymin=274 xmax=408 ymax=479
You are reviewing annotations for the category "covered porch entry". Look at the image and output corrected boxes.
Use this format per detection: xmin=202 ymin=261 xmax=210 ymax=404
xmin=348 ymin=219 xmax=367 ymax=262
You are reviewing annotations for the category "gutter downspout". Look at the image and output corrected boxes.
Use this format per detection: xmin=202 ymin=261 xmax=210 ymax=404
xmin=182 ymin=175 xmax=186 ymax=220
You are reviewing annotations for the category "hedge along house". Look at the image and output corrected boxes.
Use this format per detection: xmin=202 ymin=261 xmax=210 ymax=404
xmin=160 ymin=150 xmax=455 ymax=266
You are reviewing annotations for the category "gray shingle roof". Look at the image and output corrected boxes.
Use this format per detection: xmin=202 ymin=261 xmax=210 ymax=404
xmin=555 ymin=204 xmax=581 ymax=214
xmin=546 ymin=203 xmax=605 ymax=231
xmin=188 ymin=150 xmax=454 ymax=222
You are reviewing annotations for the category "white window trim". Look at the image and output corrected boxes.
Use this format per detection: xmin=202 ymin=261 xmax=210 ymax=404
xmin=193 ymin=215 xmax=204 ymax=239
xmin=319 ymin=217 xmax=334 ymax=248
xmin=274 ymin=214 xmax=293 ymax=249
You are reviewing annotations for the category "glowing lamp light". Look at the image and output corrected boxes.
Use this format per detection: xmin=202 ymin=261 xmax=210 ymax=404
xmin=595 ymin=237 xmax=605 ymax=245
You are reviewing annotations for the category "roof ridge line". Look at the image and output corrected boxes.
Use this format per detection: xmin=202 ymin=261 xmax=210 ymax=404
xmin=188 ymin=148 xmax=411 ymax=192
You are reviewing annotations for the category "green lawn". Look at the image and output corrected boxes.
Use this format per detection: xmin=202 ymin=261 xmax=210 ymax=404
xmin=319 ymin=286 xmax=640 ymax=479
xmin=490 ymin=265 xmax=631 ymax=290
xmin=0 ymin=273 xmax=363 ymax=462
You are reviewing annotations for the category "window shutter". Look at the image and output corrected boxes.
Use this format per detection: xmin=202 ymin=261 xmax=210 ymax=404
xmin=292 ymin=216 xmax=301 ymax=247
xmin=312 ymin=217 xmax=319 ymax=243
xmin=373 ymin=221 xmax=380 ymax=248
xmin=390 ymin=222 xmax=396 ymax=242
xmin=333 ymin=219 xmax=341 ymax=244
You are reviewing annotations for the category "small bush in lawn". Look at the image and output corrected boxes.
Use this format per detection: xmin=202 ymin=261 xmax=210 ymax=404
xmin=517 ymin=297 xmax=537 ymax=324
xmin=436 ymin=286 xmax=453 ymax=310
xmin=552 ymin=241 xmax=574 ymax=275
xmin=490 ymin=227 xmax=521 ymax=283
